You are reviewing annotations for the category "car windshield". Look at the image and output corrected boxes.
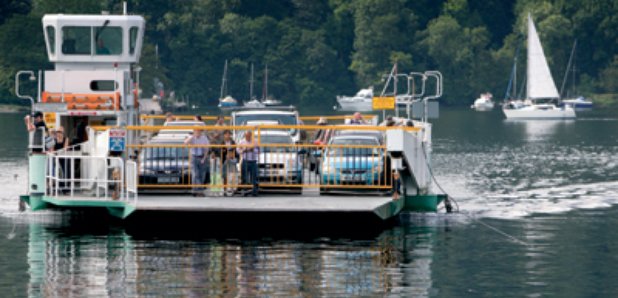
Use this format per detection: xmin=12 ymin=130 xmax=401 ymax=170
xmin=142 ymin=146 xmax=189 ymax=160
xmin=335 ymin=130 xmax=383 ymax=142
xmin=260 ymin=134 xmax=295 ymax=153
xmin=327 ymin=138 xmax=380 ymax=156
xmin=236 ymin=114 xmax=297 ymax=126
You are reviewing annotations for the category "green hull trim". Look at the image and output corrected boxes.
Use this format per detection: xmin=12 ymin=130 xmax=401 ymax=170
xmin=373 ymin=198 xmax=404 ymax=220
xmin=403 ymin=194 xmax=446 ymax=212
xmin=21 ymin=195 xmax=135 ymax=219
xmin=21 ymin=195 xmax=48 ymax=211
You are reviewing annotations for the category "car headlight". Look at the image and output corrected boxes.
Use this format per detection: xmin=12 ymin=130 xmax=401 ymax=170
xmin=140 ymin=168 xmax=155 ymax=175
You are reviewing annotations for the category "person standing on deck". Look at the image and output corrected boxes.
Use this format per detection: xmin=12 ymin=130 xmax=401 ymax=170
xmin=220 ymin=130 xmax=237 ymax=186
xmin=164 ymin=112 xmax=176 ymax=124
xmin=350 ymin=112 xmax=367 ymax=124
xmin=209 ymin=115 xmax=226 ymax=145
xmin=50 ymin=126 xmax=70 ymax=193
xmin=237 ymin=131 xmax=259 ymax=197
xmin=185 ymin=128 xmax=210 ymax=197
xmin=24 ymin=111 xmax=48 ymax=152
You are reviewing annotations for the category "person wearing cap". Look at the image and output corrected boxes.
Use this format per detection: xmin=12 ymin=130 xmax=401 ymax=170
xmin=24 ymin=111 xmax=48 ymax=133
xmin=24 ymin=111 xmax=48 ymax=152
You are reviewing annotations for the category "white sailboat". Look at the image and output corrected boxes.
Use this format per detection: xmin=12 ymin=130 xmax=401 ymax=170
xmin=218 ymin=60 xmax=238 ymax=110
xmin=503 ymin=14 xmax=575 ymax=119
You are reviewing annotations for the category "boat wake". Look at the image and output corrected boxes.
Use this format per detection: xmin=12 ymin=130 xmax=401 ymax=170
xmin=433 ymin=173 xmax=618 ymax=220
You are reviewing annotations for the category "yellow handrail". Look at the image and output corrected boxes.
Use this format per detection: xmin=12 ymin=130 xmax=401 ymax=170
xmin=91 ymin=124 xmax=421 ymax=132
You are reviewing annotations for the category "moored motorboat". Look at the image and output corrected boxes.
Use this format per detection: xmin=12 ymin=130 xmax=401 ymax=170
xmin=471 ymin=93 xmax=495 ymax=111
xmin=336 ymin=87 xmax=373 ymax=112
xmin=561 ymin=96 xmax=593 ymax=110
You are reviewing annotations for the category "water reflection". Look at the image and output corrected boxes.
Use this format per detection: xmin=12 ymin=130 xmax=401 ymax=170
xmin=503 ymin=119 xmax=575 ymax=142
xmin=25 ymin=218 xmax=442 ymax=297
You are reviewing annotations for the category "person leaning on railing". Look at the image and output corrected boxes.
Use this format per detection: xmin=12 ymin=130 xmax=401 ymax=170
xmin=237 ymin=131 xmax=259 ymax=197
xmin=49 ymin=126 xmax=71 ymax=193
xmin=220 ymin=130 xmax=237 ymax=187
xmin=24 ymin=111 xmax=48 ymax=152
xmin=185 ymin=128 xmax=210 ymax=197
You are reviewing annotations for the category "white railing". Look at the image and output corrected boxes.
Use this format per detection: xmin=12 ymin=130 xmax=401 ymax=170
xmin=45 ymin=154 xmax=132 ymax=201
xmin=125 ymin=160 xmax=138 ymax=205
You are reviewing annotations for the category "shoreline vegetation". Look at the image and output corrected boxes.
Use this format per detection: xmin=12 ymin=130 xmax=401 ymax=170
xmin=0 ymin=1 xmax=616 ymax=109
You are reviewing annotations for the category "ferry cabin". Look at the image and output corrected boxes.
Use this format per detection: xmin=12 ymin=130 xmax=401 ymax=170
xmin=37 ymin=14 xmax=144 ymax=144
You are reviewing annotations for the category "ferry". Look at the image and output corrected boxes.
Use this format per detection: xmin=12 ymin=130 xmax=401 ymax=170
xmin=18 ymin=9 xmax=449 ymax=225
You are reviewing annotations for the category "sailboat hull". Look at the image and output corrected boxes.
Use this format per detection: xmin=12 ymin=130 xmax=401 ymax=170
xmin=503 ymin=105 xmax=576 ymax=119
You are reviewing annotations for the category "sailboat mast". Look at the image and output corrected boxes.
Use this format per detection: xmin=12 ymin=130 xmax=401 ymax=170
xmin=220 ymin=59 xmax=228 ymax=99
xmin=560 ymin=39 xmax=577 ymax=98
xmin=249 ymin=63 xmax=254 ymax=100
xmin=262 ymin=64 xmax=268 ymax=100
xmin=513 ymin=53 xmax=517 ymax=99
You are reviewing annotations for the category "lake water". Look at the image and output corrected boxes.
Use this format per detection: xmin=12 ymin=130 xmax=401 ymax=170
xmin=2 ymin=109 xmax=618 ymax=297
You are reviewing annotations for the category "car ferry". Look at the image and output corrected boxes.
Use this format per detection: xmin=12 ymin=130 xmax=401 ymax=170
xmin=19 ymin=10 xmax=448 ymax=224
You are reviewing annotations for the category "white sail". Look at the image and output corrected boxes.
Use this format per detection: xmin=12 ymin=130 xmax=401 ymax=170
xmin=527 ymin=14 xmax=560 ymax=99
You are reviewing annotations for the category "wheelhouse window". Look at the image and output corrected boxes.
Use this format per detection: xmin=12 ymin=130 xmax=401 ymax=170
xmin=62 ymin=26 xmax=91 ymax=55
xmin=61 ymin=25 xmax=123 ymax=55
xmin=129 ymin=26 xmax=138 ymax=55
xmin=95 ymin=26 xmax=122 ymax=55
xmin=46 ymin=26 xmax=55 ymax=54
xmin=90 ymin=80 xmax=118 ymax=91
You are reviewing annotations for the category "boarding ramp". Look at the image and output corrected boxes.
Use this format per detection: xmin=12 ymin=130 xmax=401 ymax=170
xmin=385 ymin=122 xmax=432 ymax=195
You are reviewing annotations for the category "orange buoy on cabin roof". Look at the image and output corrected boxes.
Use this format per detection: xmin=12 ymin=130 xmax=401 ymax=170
xmin=42 ymin=92 xmax=122 ymax=110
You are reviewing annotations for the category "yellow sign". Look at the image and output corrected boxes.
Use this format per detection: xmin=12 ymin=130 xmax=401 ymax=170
xmin=372 ymin=96 xmax=395 ymax=110
xmin=44 ymin=112 xmax=56 ymax=129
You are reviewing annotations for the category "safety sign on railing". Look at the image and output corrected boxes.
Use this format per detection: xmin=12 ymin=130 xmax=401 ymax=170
xmin=372 ymin=96 xmax=395 ymax=110
xmin=109 ymin=128 xmax=126 ymax=152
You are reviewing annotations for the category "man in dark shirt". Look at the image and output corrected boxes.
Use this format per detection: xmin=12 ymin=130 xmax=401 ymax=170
xmin=24 ymin=111 xmax=48 ymax=152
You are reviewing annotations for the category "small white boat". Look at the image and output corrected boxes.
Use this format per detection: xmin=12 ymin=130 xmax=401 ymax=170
xmin=562 ymin=96 xmax=593 ymax=110
xmin=503 ymin=14 xmax=576 ymax=120
xmin=262 ymin=97 xmax=282 ymax=106
xmin=471 ymin=93 xmax=495 ymax=111
xmin=336 ymin=87 xmax=373 ymax=112
xmin=244 ymin=98 xmax=265 ymax=108
xmin=218 ymin=95 xmax=238 ymax=109
xmin=217 ymin=60 xmax=238 ymax=110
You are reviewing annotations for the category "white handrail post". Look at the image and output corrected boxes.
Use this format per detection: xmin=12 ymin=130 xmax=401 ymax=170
xmin=70 ymin=156 xmax=75 ymax=197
